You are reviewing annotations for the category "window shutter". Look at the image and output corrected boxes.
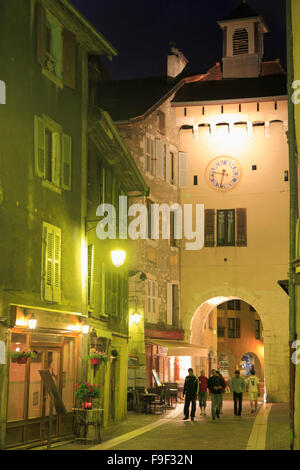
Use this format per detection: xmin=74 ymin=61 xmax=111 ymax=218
xmin=62 ymin=133 xmax=72 ymax=190
xmin=204 ymin=209 xmax=215 ymax=247
xmin=63 ymin=30 xmax=76 ymax=89
xmin=172 ymin=284 xmax=179 ymax=326
xmin=52 ymin=132 xmax=61 ymax=187
xmin=155 ymin=139 xmax=164 ymax=179
xmin=53 ymin=228 xmax=61 ymax=303
xmin=236 ymin=318 xmax=241 ymax=338
xmin=236 ymin=208 xmax=247 ymax=246
xmin=88 ymin=244 xmax=94 ymax=307
xmin=165 ymin=146 xmax=171 ymax=183
xmin=34 ymin=115 xmax=45 ymax=178
xmin=44 ymin=225 xmax=54 ymax=301
xmin=167 ymin=283 xmax=173 ymax=325
xmin=37 ymin=3 xmax=46 ymax=67
xmin=178 ymin=152 xmax=188 ymax=188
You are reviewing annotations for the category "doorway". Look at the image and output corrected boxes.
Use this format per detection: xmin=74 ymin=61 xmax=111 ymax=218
xmin=6 ymin=331 xmax=77 ymax=448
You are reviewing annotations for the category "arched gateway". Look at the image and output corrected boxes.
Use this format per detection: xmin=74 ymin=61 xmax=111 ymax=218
xmin=181 ymin=285 xmax=288 ymax=403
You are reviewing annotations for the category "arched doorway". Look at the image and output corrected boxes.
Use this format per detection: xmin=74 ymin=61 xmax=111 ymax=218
xmin=189 ymin=296 xmax=264 ymax=393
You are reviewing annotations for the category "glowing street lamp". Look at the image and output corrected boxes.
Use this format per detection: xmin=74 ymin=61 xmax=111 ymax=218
xmin=82 ymin=322 xmax=90 ymax=334
xmin=111 ymin=250 xmax=126 ymax=268
xmin=28 ymin=314 xmax=37 ymax=330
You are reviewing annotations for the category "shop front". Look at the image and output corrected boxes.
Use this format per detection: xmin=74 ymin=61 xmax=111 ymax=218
xmin=5 ymin=306 xmax=86 ymax=449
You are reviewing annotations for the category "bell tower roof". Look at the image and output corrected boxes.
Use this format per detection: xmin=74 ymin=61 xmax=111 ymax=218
xmin=218 ymin=1 xmax=269 ymax=33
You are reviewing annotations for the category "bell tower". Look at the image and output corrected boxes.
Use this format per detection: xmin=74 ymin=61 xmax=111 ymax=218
xmin=218 ymin=1 xmax=269 ymax=78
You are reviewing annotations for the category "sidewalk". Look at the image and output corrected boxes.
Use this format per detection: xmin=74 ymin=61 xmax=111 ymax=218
xmin=265 ymin=403 xmax=290 ymax=450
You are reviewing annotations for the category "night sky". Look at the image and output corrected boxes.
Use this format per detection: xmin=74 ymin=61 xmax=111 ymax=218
xmin=70 ymin=0 xmax=286 ymax=80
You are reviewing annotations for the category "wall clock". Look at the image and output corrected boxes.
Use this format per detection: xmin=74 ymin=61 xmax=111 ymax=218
xmin=206 ymin=157 xmax=241 ymax=191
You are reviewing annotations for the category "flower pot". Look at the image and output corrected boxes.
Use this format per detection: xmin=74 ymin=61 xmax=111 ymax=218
xmin=16 ymin=356 xmax=27 ymax=364
xmin=90 ymin=358 xmax=100 ymax=365
xmin=81 ymin=395 xmax=93 ymax=410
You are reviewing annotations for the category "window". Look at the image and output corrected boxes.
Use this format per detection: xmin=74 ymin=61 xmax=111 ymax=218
xmin=34 ymin=115 xmax=71 ymax=190
xmin=146 ymin=280 xmax=158 ymax=321
xmin=217 ymin=318 xmax=225 ymax=337
xmin=228 ymin=318 xmax=240 ymax=338
xmin=42 ymin=222 xmax=61 ymax=303
xmin=205 ymin=208 xmax=247 ymax=247
xmin=170 ymin=152 xmax=175 ymax=185
xmin=105 ymin=265 xmax=118 ymax=315
xmin=157 ymin=111 xmax=166 ymax=134
xmin=37 ymin=4 xmax=76 ymax=88
xmin=145 ymin=136 xmax=155 ymax=175
xmin=167 ymin=282 xmax=180 ymax=326
xmin=255 ymin=319 xmax=261 ymax=340
xmin=170 ymin=211 xmax=178 ymax=248
xmin=227 ymin=300 xmax=241 ymax=311
xmin=217 ymin=209 xmax=235 ymax=246
xmin=233 ymin=28 xmax=248 ymax=56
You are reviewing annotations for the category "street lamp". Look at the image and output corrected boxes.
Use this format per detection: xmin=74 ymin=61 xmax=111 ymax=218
xmin=111 ymin=250 xmax=126 ymax=268
xmin=82 ymin=322 xmax=90 ymax=334
xmin=28 ymin=314 xmax=37 ymax=330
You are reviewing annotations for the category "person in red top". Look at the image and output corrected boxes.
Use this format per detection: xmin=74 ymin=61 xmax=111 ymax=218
xmin=198 ymin=370 xmax=208 ymax=416
xmin=216 ymin=370 xmax=226 ymax=414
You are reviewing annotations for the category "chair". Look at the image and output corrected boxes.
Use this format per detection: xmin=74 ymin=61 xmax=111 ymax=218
xmin=150 ymin=387 xmax=166 ymax=414
xmin=164 ymin=383 xmax=178 ymax=408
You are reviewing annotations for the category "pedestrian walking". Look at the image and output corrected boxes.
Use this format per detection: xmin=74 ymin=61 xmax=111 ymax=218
xmin=230 ymin=370 xmax=246 ymax=416
xmin=246 ymin=369 xmax=260 ymax=414
xmin=216 ymin=370 xmax=226 ymax=414
xmin=207 ymin=369 xmax=223 ymax=420
xmin=183 ymin=368 xmax=199 ymax=421
xmin=198 ymin=370 xmax=208 ymax=416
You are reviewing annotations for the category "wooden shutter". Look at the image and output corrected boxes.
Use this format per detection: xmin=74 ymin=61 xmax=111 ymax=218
xmin=43 ymin=224 xmax=61 ymax=302
xmin=37 ymin=3 xmax=46 ymax=67
xmin=44 ymin=225 xmax=54 ymax=301
xmin=165 ymin=146 xmax=171 ymax=183
xmin=53 ymin=229 xmax=61 ymax=303
xmin=167 ymin=283 xmax=173 ymax=325
xmin=172 ymin=284 xmax=179 ymax=326
xmin=88 ymin=244 xmax=94 ymax=307
xmin=62 ymin=133 xmax=72 ymax=190
xmin=34 ymin=115 xmax=45 ymax=178
xmin=178 ymin=152 xmax=188 ymax=188
xmin=204 ymin=209 xmax=215 ymax=247
xmin=51 ymin=132 xmax=61 ymax=187
xmin=155 ymin=139 xmax=164 ymax=179
xmin=63 ymin=30 xmax=76 ymax=89
xmin=236 ymin=208 xmax=247 ymax=246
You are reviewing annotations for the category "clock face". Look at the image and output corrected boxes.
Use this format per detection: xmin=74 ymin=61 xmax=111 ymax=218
xmin=206 ymin=157 xmax=240 ymax=191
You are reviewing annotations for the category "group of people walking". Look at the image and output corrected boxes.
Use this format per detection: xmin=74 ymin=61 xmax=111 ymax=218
xmin=182 ymin=367 xmax=260 ymax=421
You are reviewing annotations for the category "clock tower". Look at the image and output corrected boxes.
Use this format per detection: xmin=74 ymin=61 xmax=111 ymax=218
xmin=217 ymin=1 xmax=269 ymax=79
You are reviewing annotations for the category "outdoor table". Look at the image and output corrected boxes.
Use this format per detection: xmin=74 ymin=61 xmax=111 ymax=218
xmin=72 ymin=408 xmax=104 ymax=443
xmin=140 ymin=393 xmax=159 ymax=413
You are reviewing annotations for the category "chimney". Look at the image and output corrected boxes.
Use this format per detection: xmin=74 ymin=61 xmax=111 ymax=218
xmin=167 ymin=43 xmax=188 ymax=78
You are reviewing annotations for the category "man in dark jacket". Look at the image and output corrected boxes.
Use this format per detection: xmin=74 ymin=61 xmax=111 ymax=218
xmin=183 ymin=368 xmax=199 ymax=421
xmin=207 ymin=369 xmax=224 ymax=420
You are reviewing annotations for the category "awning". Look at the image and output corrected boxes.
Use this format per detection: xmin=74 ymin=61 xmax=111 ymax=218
xmin=146 ymin=339 xmax=208 ymax=357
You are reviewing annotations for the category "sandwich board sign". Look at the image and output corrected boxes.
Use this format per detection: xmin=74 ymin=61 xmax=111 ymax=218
xmin=39 ymin=369 xmax=67 ymax=415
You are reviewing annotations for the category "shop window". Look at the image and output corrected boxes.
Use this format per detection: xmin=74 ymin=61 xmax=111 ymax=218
xmin=7 ymin=333 xmax=27 ymax=421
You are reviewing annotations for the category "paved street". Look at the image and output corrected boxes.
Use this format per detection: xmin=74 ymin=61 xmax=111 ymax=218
xmin=48 ymin=396 xmax=289 ymax=451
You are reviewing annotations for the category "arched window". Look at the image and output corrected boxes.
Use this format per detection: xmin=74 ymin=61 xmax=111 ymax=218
xmin=233 ymin=28 xmax=249 ymax=56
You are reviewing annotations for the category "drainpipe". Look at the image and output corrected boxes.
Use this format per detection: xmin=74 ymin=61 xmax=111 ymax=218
xmin=286 ymin=0 xmax=298 ymax=451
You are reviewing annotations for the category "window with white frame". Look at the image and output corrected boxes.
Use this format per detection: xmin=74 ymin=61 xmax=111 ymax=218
xmin=34 ymin=115 xmax=72 ymax=190
xmin=42 ymin=222 xmax=61 ymax=303
xmin=146 ymin=279 xmax=158 ymax=322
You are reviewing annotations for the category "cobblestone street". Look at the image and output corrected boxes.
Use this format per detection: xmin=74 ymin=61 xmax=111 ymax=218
xmin=47 ymin=396 xmax=289 ymax=451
